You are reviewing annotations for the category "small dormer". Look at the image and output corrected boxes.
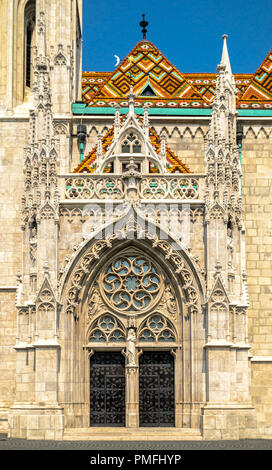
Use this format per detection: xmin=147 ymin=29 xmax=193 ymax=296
xmin=95 ymin=88 xmax=167 ymax=174
xmin=73 ymin=88 xmax=190 ymax=175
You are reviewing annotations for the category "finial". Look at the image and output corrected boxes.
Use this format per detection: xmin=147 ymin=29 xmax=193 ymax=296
xmin=215 ymin=261 xmax=222 ymax=277
xmin=143 ymin=103 xmax=149 ymax=134
xmin=128 ymin=86 xmax=136 ymax=114
xmin=43 ymin=261 xmax=49 ymax=277
xmin=140 ymin=14 xmax=148 ymax=40
xmin=220 ymin=34 xmax=232 ymax=77
xmin=114 ymin=104 xmax=121 ymax=134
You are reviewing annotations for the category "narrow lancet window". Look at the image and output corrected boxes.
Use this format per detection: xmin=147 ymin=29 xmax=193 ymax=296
xmin=24 ymin=1 xmax=36 ymax=88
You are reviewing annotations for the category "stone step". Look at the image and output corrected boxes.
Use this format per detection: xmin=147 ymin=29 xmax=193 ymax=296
xmin=63 ymin=427 xmax=202 ymax=441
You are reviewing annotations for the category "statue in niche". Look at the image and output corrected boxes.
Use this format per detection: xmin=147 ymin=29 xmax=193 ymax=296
xmin=29 ymin=218 xmax=37 ymax=266
xmin=29 ymin=217 xmax=37 ymax=240
xmin=227 ymin=221 xmax=233 ymax=267
xmin=126 ymin=328 xmax=137 ymax=366
xmin=158 ymin=284 xmax=177 ymax=317
xmin=31 ymin=225 xmax=37 ymax=239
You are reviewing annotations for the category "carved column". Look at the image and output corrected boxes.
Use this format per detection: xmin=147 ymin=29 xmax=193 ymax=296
xmin=126 ymin=366 xmax=139 ymax=428
xmin=174 ymin=347 xmax=183 ymax=428
xmin=125 ymin=326 xmax=139 ymax=428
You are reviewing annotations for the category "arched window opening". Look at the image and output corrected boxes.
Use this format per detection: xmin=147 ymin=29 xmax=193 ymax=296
xmin=121 ymin=133 xmax=142 ymax=153
xmin=24 ymin=1 xmax=36 ymax=88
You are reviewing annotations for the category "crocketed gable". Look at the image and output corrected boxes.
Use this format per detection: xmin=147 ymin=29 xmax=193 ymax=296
xmin=73 ymin=118 xmax=190 ymax=174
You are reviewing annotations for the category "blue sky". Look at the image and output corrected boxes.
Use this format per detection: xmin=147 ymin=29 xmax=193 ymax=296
xmin=82 ymin=0 xmax=271 ymax=74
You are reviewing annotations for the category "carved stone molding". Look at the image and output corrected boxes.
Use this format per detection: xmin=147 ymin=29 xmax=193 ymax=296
xmin=61 ymin=224 xmax=203 ymax=319
xmin=53 ymin=122 xmax=69 ymax=136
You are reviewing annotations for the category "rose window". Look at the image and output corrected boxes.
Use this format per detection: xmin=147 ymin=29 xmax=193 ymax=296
xmin=101 ymin=254 xmax=162 ymax=313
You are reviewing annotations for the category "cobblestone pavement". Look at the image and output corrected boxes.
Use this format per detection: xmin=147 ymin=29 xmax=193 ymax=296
xmin=0 ymin=434 xmax=272 ymax=450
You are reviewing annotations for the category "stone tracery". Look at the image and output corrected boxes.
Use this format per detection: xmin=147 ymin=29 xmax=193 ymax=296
xmin=138 ymin=313 xmax=176 ymax=342
xmin=100 ymin=253 xmax=162 ymax=313
xmin=88 ymin=313 xmax=126 ymax=343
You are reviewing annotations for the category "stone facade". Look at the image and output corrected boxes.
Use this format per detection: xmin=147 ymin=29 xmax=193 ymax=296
xmin=242 ymin=128 xmax=272 ymax=438
xmin=0 ymin=0 xmax=271 ymax=441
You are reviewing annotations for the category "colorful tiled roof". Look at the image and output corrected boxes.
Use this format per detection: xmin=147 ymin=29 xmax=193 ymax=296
xmin=184 ymin=73 xmax=253 ymax=105
xmin=82 ymin=41 xmax=272 ymax=110
xmin=82 ymin=41 xmax=211 ymax=109
xmin=82 ymin=72 xmax=112 ymax=102
xmin=238 ymin=49 xmax=272 ymax=108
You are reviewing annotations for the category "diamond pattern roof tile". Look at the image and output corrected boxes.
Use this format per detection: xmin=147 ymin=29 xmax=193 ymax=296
xmin=81 ymin=43 xmax=272 ymax=110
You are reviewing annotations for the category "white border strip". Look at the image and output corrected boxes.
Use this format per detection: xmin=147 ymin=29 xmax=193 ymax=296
xmin=251 ymin=356 xmax=272 ymax=363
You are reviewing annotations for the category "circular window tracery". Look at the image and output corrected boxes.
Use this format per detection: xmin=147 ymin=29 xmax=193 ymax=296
xmin=100 ymin=253 xmax=163 ymax=313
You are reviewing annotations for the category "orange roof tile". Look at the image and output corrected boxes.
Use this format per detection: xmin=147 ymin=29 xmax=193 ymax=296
xmin=81 ymin=42 xmax=272 ymax=110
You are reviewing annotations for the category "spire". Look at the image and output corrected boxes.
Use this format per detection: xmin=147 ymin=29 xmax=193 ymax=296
xmin=218 ymin=34 xmax=235 ymax=89
xmin=208 ymin=34 xmax=236 ymax=146
xmin=220 ymin=35 xmax=232 ymax=76
xmin=205 ymin=33 xmax=239 ymax=206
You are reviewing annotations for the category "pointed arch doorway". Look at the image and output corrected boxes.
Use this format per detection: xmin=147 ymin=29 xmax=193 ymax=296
xmin=86 ymin=246 xmax=180 ymax=428
xmin=62 ymin=235 xmax=205 ymax=431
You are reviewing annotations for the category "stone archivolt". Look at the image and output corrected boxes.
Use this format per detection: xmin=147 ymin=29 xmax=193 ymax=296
xmin=61 ymin=222 xmax=204 ymax=321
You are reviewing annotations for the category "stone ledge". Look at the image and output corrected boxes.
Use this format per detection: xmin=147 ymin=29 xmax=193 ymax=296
xmin=14 ymin=340 xmax=61 ymax=350
xmin=202 ymin=404 xmax=255 ymax=411
xmin=251 ymin=356 xmax=272 ymax=362
xmin=0 ymin=286 xmax=16 ymax=292
xmin=204 ymin=341 xmax=250 ymax=349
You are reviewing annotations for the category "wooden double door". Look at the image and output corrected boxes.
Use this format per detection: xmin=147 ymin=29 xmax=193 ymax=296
xmin=90 ymin=351 xmax=175 ymax=427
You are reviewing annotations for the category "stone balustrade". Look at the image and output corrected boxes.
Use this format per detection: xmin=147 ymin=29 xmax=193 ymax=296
xmin=59 ymin=173 xmax=206 ymax=202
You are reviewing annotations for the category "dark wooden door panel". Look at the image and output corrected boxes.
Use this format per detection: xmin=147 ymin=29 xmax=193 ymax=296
xmin=139 ymin=351 xmax=175 ymax=427
xmin=90 ymin=352 xmax=125 ymax=426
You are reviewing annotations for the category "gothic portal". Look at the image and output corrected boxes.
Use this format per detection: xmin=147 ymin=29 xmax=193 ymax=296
xmin=0 ymin=0 xmax=272 ymax=441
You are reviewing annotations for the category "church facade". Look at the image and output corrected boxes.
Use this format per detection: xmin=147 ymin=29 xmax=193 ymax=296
xmin=0 ymin=0 xmax=272 ymax=441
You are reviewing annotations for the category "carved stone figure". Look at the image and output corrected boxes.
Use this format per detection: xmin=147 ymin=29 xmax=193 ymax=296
xmin=126 ymin=328 xmax=137 ymax=366
xmin=164 ymin=285 xmax=177 ymax=315
xmin=227 ymin=226 xmax=233 ymax=267
xmin=88 ymin=286 xmax=104 ymax=318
